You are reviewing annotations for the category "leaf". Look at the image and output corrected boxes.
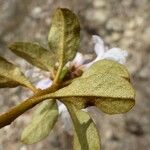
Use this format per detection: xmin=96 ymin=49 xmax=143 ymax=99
xmin=82 ymin=59 xmax=130 ymax=80
xmin=9 ymin=42 xmax=55 ymax=71
xmin=59 ymin=60 xmax=132 ymax=111
xmin=60 ymin=97 xmax=86 ymax=110
xmin=53 ymin=73 xmax=134 ymax=99
xmin=94 ymin=98 xmax=135 ymax=114
xmin=0 ymin=75 xmax=19 ymax=88
xmin=48 ymin=8 xmax=80 ymax=65
xmin=21 ymin=100 xmax=58 ymax=144
xmin=0 ymin=56 xmax=36 ymax=91
xmin=50 ymin=73 xmax=135 ymax=114
xmin=65 ymin=102 xmax=100 ymax=150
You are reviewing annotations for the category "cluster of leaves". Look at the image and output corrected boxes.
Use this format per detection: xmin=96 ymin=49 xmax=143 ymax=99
xmin=0 ymin=8 xmax=135 ymax=150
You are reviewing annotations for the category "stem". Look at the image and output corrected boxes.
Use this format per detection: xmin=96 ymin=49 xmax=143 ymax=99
xmin=0 ymin=85 xmax=58 ymax=129
xmin=29 ymin=85 xmax=38 ymax=94
xmin=53 ymin=61 xmax=64 ymax=85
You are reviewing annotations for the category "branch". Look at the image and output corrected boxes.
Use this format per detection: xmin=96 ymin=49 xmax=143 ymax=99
xmin=0 ymin=85 xmax=58 ymax=129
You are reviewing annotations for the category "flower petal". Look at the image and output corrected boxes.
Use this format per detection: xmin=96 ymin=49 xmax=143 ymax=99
xmin=71 ymin=52 xmax=85 ymax=67
xmin=36 ymin=78 xmax=52 ymax=89
xmin=82 ymin=35 xmax=106 ymax=69
xmin=92 ymin=35 xmax=105 ymax=58
xmin=103 ymin=48 xmax=128 ymax=64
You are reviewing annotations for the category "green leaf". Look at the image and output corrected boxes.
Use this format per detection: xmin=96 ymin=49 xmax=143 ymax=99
xmin=94 ymin=98 xmax=135 ymax=114
xmin=48 ymin=8 xmax=80 ymax=65
xmin=60 ymin=97 xmax=86 ymax=110
xmin=21 ymin=100 xmax=58 ymax=144
xmin=50 ymin=73 xmax=135 ymax=114
xmin=53 ymin=73 xmax=134 ymax=99
xmin=65 ymin=102 xmax=100 ymax=150
xmin=0 ymin=56 xmax=36 ymax=91
xmin=82 ymin=59 xmax=130 ymax=80
xmin=0 ymin=75 xmax=19 ymax=88
xmin=9 ymin=42 xmax=55 ymax=71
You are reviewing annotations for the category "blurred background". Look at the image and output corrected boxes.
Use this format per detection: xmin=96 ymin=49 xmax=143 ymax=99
xmin=0 ymin=0 xmax=150 ymax=150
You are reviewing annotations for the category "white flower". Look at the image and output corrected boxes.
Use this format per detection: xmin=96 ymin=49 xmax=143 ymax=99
xmin=71 ymin=52 xmax=85 ymax=67
xmin=36 ymin=78 xmax=52 ymax=90
xmin=66 ymin=52 xmax=86 ymax=68
xmin=83 ymin=35 xmax=128 ymax=68
xmin=102 ymin=47 xmax=128 ymax=64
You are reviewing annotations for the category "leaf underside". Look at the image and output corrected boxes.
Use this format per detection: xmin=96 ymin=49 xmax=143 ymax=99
xmin=48 ymin=8 xmax=80 ymax=65
xmin=9 ymin=42 xmax=55 ymax=71
xmin=82 ymin=59 xmax=130 ymax=80
xmin=65 ymin=102 xmax=100 ymax=150
xmin=21 ymin=100 xmax=58 ymax=144
xmin=55 ymin=73 xmax=134 ymax=98
xmin=0 ymin=56 xmax=35 ymax=91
